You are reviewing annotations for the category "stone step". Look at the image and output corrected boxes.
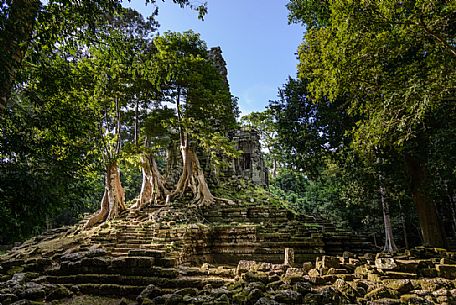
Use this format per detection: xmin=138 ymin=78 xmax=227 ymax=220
xmin=64 ymin=275 xmax=230 ymax=294
xmin=46 ymin=270 xmax=233 ymax=287
xmin=111 ymin=243 xmax=158 ymax=249
xmin=128 ymin=249 xmax=166 ymax=258
xmin=48 ymin=257 xmax=179 ymax=276
xmin=115 ymin=239 xmax=156 ymax=244
xmin=65 ymin=283 xmax=145 ymax=298
xmin=116 ymin=229 xmax=155 ymax=234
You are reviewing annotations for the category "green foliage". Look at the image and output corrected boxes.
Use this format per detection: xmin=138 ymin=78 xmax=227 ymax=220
xmin=269 ymin=78 xmax=351 ymax=178
xmin=150 ymin=30 xmax=240 ymax=160
xmin=287 ymin=0 xmax=331 ymax=28
xmin=286 ymin=0 xmax=456 ymax=246
xmin=0 ymin=6 xmax=156 ymax=242
xmin=294 ymin=0 xmax=456 ymax=152
xmin=0 ymin=91 xmax=103 ymax=243
xmin=259 ymin=73 xmax=421 ymax=244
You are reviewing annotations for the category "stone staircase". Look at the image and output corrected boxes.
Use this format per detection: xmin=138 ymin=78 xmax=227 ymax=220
xmin=197 ymin=200 xmax=375 ymax=265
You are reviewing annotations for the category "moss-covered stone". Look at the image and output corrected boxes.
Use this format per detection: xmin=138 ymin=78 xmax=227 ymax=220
xmin=400 ymin=294 xmax=430 ymax=304
xmin=366 ymin=298 xmax=402 ymax=305
xmin=243 ymin=272 xmax=269 ymax=284
xmin=383 ymin=279 xmax=414 ymax=294
xmin=365 ymin=287 xmax=399 ymax=300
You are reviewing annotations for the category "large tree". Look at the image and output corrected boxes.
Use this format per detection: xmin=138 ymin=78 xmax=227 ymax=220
xmin=150 ymin=31 xmax=238 ymax=205
xmin=81 ymin=8 xmax=158 ymax=228
xmin=130 ymin=108 xmax=174 ymax=209
xmin=288 ymin=0 xmax=456 ymax=246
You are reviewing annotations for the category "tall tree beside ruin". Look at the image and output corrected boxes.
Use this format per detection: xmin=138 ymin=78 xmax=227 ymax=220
xmin=82 ymin=9 xmax=157 ymax=228
xmin=150 ymin=31 xmax=238 ymax=205
xmin=288 ymin=0 xmax=455 ymax=247
xmin=130 ymin=108 xmax=175 ymax=209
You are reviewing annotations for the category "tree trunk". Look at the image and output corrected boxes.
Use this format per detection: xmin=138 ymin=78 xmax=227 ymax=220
xmin=272 ymin=159 xmax=277 ymax=178
xmin=84 ymin=161 xmax=126 ymax=229
xmin=379 ymin=178 xmax=398 ymax=254
xmin=132 ymin=153 xmax=168 ymax=209
xmin=405 ymin=154 xmax=445 ymax=247
xmin=401 ymin=213 xmax=409 ymax=249
xmin=0 ymin=0 xmax=40 ymax=112
xmin=172 ymin=146 xmax=214 ymax=205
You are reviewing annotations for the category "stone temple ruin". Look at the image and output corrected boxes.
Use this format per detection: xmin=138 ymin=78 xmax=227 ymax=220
xmin=232 ymin=128 xmax=269 ymax=186
xmin=0 ymin=46 xmax=379 ymax=303
xmin=0 ymin=121 xmax=377 ymax=301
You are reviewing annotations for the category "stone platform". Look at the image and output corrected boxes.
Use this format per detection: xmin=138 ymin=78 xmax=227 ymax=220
xmin=85 ymin=198 xmax=375 ymax=266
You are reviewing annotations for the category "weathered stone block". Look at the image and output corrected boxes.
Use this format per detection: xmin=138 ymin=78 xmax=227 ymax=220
xmin=436 ymin=264 xmax=456 ymax=279
xmin=321 ymin=274 xmax=338 ymax=284
xmin=308 ymin=268 xmax=320 ymax=278
xmin=383 ymin=279 xmax=414 ymax=294
xmin=334 ymin=278 xmax=358 ymax=299
xmin=365 ymin=287 xmax=398 ymax=300
xmin=284 ymin=248 xmax=294 ymax=266
xmin=256 ymin=262 xmax=272 ymax=272
xmin=302 ymin=262 xmax=313 ymax=273
xmin=440 ymin=257 xmax=456 ymax=264
xmin=375 ymin=258 xmax=397 ymax=270
xmin=18 ymin=283 xmax=46 ymax=301
xmin=237 ymin=260 xmax=257 ymax=275
xmin=367 ymin=273 xmax=382 ymax=282
xmin=383 ymin=271 xmax=418 ymax=280
xmin=322 ymin=256 xmax=340 ymax=269
xmin=85 ymin=248 xmax=107 ymax=258
xmin=254 ymin=297 xmax=280 ymax=305
xmin=395 ymin=259 xmax=419 ymax=273
xmin=46 ymin=284 xmax=73 ymax=300
xmin=335 ymin=274 xmax=355 ymax=281
xmin=273 ymin=289 xmax=302 ymax=304
xmin=0 ymin=293 xmax=18 ymax=304
xmin=128 ymin=249 xmax=165 ymax=258
xmin=243 ymin=272 xmax=269 ymax=284
xmin=400 ymin=294 xmax=431 ymax=304
xmin=80 ymin=257 xmax=110 ymax=268
xmin=416 ymin=278 xmax=454 ymax=291
xmin=326 ymin=268 xmax=348 ymax=275
xmin=366 ymin=298 xmax=402 ymax=305
xmin=247 ymin=288 xmax=264 ymax=304
xmin=155 ymin=257 xmax=176 ymax=267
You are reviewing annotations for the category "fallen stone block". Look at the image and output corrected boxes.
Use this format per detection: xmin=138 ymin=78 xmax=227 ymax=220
xmin=375 ymin=258 xmax=397 ymax=270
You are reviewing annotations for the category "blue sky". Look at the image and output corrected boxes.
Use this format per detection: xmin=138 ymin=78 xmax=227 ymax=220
xmin=126 ymin=0 xmax=304 ymax=115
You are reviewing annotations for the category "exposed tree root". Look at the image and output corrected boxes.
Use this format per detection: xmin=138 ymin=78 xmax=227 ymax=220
xmin=171 ymin=146 xmax=214 ymax=206
xmin=131 ymin=154 xmax=168 ymax=209
xmin=84 ymin=162 xmax=126 ymax=229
